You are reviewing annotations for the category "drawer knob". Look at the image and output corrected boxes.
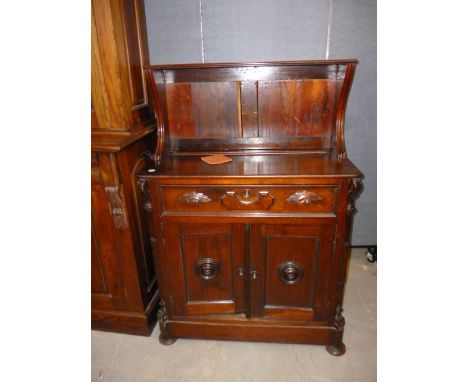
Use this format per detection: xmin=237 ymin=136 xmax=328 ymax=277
xmin=196 ymin=258 xmax=219 ymax=280
xmin=286 ymin=190 xmax=323 ymax=205
xmin=278 ymin=261 xmax=304 ymax=285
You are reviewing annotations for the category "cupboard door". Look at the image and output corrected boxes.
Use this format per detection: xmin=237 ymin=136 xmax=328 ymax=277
xmin=250 ymin=224 xmax=335 ymax=321
xmin=91 ymin=185 xmax=127 ymax=311
xmin=164 ymin=223 xmax=247 ymax=316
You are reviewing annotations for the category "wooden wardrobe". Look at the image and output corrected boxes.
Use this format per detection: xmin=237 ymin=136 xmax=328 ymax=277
xmin=91 ymin=0 xmax=159 ymax=335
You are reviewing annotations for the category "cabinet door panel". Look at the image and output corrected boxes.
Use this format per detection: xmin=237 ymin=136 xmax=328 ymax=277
xmin=91 ymin=228 xmax=106 ymax=293
xmin=250 ymin=224 xmax=335 ymax=321
xmin=164 ymin=223 xmax=246 ymax=316
xmin=91 ymin=184 xmax=127 ymax=311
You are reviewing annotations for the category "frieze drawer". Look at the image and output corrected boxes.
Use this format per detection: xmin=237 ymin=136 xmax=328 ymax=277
xmin=160 ymin=186 xmax=338 ymax=214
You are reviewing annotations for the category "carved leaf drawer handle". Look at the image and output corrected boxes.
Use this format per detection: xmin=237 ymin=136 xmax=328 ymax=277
xmin=179 ymin=191 xmax=211 ymax=204
xmin=286 ymin=190 xmax=323 ymax=205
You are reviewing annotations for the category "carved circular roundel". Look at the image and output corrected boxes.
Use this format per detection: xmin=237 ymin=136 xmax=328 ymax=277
xmin=197 ymin=258 xmax=220 ymax=280
xmin=278 ymin=261 xmax=304 ymax=285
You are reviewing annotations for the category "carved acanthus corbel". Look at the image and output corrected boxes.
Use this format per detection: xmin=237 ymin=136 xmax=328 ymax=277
xmin=332 ymin=305 xmax=345 ymax=332
xmin=157 ymin=299 xmax=169 ymax=329
xmin=137 ymin=178 xmax=152 ymax=212
xmin=347 ymin=178 xmax=363 ymax=216
xmin=157 ymin=298 xmax=177 ymax=345
xmin=104 ymin=184 xmax=128 ymax=229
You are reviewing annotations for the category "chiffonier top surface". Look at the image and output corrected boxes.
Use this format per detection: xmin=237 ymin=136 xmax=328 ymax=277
xmin=139 ymin=151 xmax=361 ymax=179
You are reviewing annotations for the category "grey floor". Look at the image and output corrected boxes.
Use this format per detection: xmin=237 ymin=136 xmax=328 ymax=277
xmin=92 ymin=249 xmax=376 ymax=382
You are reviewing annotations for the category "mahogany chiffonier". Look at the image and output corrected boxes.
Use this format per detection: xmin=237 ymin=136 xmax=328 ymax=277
xmin=91 ymin=0 xmax=160 ymax=335
xmin=138 ymin=60 xmax=363 ymax=355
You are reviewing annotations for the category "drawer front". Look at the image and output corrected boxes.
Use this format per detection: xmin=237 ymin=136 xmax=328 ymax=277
xmin=161 ymin=186 xmax=338 ymax=214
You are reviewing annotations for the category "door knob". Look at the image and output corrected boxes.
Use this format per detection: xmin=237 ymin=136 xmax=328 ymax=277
xmin=196 ymin=258 xmax=220 ymax=280
xmin=278 ymin=261 xmax=303 ymax=285
xmin=237 ymin=267 xmax=245 ymax=277
xmin=250 ymin=270 xmax=259 ymax=280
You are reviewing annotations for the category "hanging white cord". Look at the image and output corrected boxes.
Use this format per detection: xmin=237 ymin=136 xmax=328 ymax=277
xmin=199 ymin=0 xmax=205 ymax=63
xmin=325 ymin=0 xmax=333 ymax=59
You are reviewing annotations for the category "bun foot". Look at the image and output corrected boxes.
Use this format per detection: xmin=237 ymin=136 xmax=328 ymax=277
xmin=159 ymin=334 xmax=177 ymax=345
xmin=325 ymin=343 xmax=346 ymax=356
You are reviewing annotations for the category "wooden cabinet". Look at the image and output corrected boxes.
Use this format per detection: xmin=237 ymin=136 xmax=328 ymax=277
xmin=138 ymin=60 xmax=363 ymax=354
xmin=91 ymin=0 xmax=159 ymax=335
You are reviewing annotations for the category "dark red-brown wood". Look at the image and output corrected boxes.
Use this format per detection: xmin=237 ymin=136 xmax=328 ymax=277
xmin=146 ymin=60 xmax=356 ymax=157
xmin=139 ymin=60 xmax=363 ymax=354
xmin=91 ymin=0 xmax=159 ymax=336
xmin=164 ymin=223 xmax=246 ymax=316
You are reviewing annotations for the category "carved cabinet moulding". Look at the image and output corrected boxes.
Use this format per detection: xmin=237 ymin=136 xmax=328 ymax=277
xmin=104 ymin=184 xmax=128 ymax=229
